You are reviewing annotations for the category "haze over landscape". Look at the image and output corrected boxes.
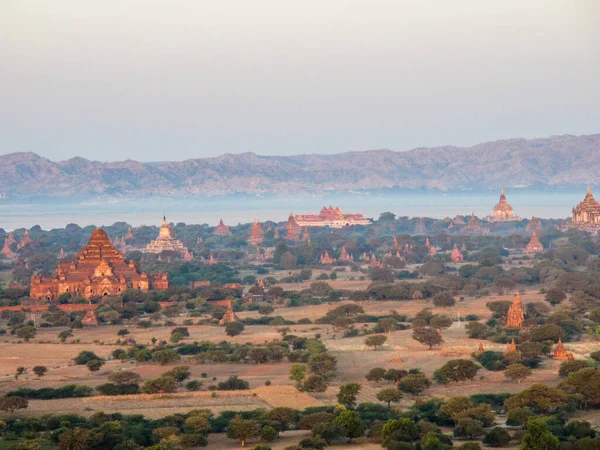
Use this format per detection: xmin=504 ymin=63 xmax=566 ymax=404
xmin=2 ymin=1 xmax=600 ymax=162
xmin=5 ymin=4 xmax=600 ymax=450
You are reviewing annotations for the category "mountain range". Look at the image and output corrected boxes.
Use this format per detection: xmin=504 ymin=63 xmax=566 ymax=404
xmin=1 ymin=134 xmax=598 ymax=199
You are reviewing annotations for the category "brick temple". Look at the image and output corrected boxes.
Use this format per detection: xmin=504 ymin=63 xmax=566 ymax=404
xmin=30 ymin=228 xmax=168 ymax=300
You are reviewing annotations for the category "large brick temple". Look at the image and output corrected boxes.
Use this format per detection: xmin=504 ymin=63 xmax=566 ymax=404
xmin=30 ymin=228 xmax=168 ymax=300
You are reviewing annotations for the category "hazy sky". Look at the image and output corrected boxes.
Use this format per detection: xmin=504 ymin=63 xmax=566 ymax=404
xmin=2 ymin=0 xmax=599 ymax=162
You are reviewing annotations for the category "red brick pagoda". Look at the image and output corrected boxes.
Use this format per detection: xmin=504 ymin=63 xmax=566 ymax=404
xmin=30 ymin=228 xmax=168 ymax=300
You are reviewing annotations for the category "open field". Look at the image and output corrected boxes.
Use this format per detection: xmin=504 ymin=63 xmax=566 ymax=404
xmin=0 ymin=292 xmax=596 ymax=428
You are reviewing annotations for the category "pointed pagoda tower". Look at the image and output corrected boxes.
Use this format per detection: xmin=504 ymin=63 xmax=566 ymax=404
xmin=18 ymin=230 xmax=33 ymax=249
xmin=525 ymin=231 xmax=544 ymax=255
xmin=213 ymin=218 xmax=232 ymax=236
xmin=248 ymin=220 xmax=264 ymax=245
xmin=506 ymin=293 xmax=524 ymax=328
xmin=1 ymin=232 xmax=17 ymax=257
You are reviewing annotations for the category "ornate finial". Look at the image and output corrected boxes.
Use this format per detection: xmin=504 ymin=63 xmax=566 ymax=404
xmin=162 ymin=215 xmax=167 ymax=226
xmin=588 ymin=186 xmax=592 ymax=195
xmin=501 ymin=187 xmax=504 ymax=195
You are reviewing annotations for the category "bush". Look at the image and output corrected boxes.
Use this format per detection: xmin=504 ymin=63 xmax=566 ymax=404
xmin=186 ymin=380 xmax=203 ymax=391
xmin=7 ymin=385 xmax=93 ymax=400
xmin=482 ymin=427 xmax=511 ymax=447
xmin=73 ymin=351 xmax=102 ymax=365
xmin=260 ymin=426 xmax=278 ymax=442
xmin=96 ymin=383 xmax=140 ymax=396
xmin=217 ymin=376 xmax=250 ymax=391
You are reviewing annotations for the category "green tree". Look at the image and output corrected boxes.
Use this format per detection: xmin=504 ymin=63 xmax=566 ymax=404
xmin=312 ymin=422 xmax=347 ymax=445
xmin=226 ymin=321 xmax=245 ymax=337
xmin=87 ymin=359 xmax=105 ymax=373
xmin=0 ymin=395 xmax=28 ymax=413
xmin=382 ymin=418 xmax=419 ymax=447
xmin=259 ymin=304 xmax=275 ymax=316
xmin=378 ymin=317 xmax=397 ymax=334
xmin=303 ymin=375 xmax=328 ymax=396
xmin=365 ymin=367 xmax=386 ymax=383
xmin=336 ymin=383 xmax=361 ymax=408
xmin=163 ymin=366 xmax=191 ymax=385
xmin=32 ymin=365 xmax=47 ymax=378
xmin=226 ymin=415 xmax=261 ymax=447
xmin=289 ymin=364 xmax=307 ymax=385
xmin=545 ymin=289 xmax=566 ymax=306
xmin=504 ymin=363 xmax=532 ymax=383
xmin=435 ymin=359 xmax=480 ymax=383
xmin=58 ymin=427 xmax=90 ymax=450
xmin=333 ymin=410 xmax=366 ymax=443
xmin=309 ymin=353 xmax=337 ymax=378
xmin=398 ymin=373 xmax=431 ymax=396
xmin=152 ymin=349 xmax=181 ymax=365
xmin=183 ymin=411 xmax=212 ymax=435
xmin=432 ymin=292 xmax=455 ymax=307
xmin=454 ymin=418 xmax=484 ymax=440
xmin=108 ymin=371 xmax=141 ymax=386
xmin=521 ymin=418 xmax=559 ymax=450
xmin=504 ymin=384 xmax=568 ymax=413
xmin=559 ymin=367 xmax=600 ymax=408
xmin=365 ymin=334 xmax=387 ymax=350
xmin=260 ymin=425 xmax=278 ymax=442
xmin=482 ymin=427 xmax=511 ymax=447
xmin=558 ymin=360 xmax=589 ymax=378
xmin=326 ymin=304 xmax=364 ymax=319
xmin=506 ymin=407 xmax=533 ymax=428
xmin=263 ymin=407 xmax=297 ymax=432
xmin=117 ymin=329 xmax=130 ymax=337
xmin=58 ymin=329 xmax=74 ymax=343
xmin=16 ymin=326 xmax=36 ymax=342
xmin=14 ymin=367 xmax=26 ymax=380
xmin=430 ymin=315 xmax=453 ymax=330
xmin=376 ymin=387 xmax=403 ymax=409
xmin=412 ymin=327 xmax=443 ymax=350
xmin=73 ymin=350 xmax=102 ymax=365
xmin=141 ymin=376 xmax=178 ymax=397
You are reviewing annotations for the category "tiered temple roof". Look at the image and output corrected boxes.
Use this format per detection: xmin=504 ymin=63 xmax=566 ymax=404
xmin=506 ymin=293 xmax=524 ymax=328
xmin=144 ymin=216 xmax=188 ymax=256
xmin=81 ymin=310 xmax=98 ymax=326
xmin=1 ymin=232 xmax=17 ymax=257
xmin=219 ymin=300 xmax=239 ymax=324
xmin=461 ymin=213 xmax=490 ymax=234
xmin=30 ymin=228 xmax=168 ymax=300
xmin=450 ymin=244 xmax=464 ymax=262
xmin=487 ymin=188 xmax=520 ymax=222
xmin=285 ymin=213 xmax=300 ymax=240
xmin=294 ymin=206 xmax=371 ymax=228
xmin=213 ymin=218 xmax=232 ymax=236
xmin=339 ymin=245 xmax=353 ymax=262
xmin=525 ymin=217 xmax=542 ymax=233
xmin=18 ymin=230 xmax=33 ymax=249
xmin=505 ymin=338 xmax=517 ymax=355
xmin=572 ymin=186 xmax=600 ymax=227
xmin=320 ymin=251 xmax=335 ymax=264
xmin=552 ymin=337 xmax=574 ymax=360
xmin=525 ymin=231 xmax=544 ymax=255
xmin=248 ymin=220 xmax=264 ymax=245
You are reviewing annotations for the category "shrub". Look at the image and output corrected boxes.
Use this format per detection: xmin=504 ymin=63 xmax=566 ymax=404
xmin=217 ymin=376 xmax=250 ymax=391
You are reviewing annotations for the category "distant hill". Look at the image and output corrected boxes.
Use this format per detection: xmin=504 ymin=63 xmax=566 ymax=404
xmin=1 ymin=134 xmax=599 ymax=199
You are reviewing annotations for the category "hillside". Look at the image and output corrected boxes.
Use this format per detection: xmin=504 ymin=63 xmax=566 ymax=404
xmin=1 ymin=134 xmax=598 ymax=198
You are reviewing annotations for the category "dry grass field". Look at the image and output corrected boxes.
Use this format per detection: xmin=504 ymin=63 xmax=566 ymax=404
xmin=0 ymin=292 xmax=594 ymax=427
